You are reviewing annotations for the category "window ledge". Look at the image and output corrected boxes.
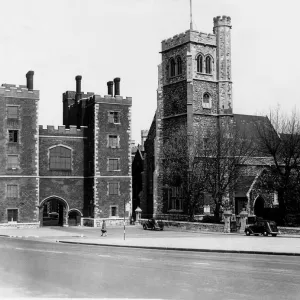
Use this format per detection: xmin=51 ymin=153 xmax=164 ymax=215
xmin=197 ymin=72 xmax=213 ymax=76
xmin=49 ymin=169 xmax=72 ymax=171
xmin=169 ymin=74 xmax=182 ymax=79
xmin=109 ymin=216 xmax=119 ymax=219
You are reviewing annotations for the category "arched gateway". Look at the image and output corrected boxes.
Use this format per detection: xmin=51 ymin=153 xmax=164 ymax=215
xmin=39 ymin=196 xmax=69 ymax=227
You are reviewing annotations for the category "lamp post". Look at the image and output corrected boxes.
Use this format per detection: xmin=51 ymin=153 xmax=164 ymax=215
xmin=124 ymin=198 xmax=126 ymax=240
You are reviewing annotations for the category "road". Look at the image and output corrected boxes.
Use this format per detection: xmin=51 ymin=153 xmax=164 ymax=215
xmin=0 ymin=237 xmax=299 ymax=299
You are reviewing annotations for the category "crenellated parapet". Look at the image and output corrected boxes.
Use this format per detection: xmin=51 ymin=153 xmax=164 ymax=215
xmin=93 ymin=94 xmax=132 ymax=105
xmin=213 ymin=15 xmax=232 ymax=30
xmin=161 ymin=30 xmax=216 ymax=52
xmin=39 ymin=125 xmax=88 ymax=137
xmin=0 ymin=84 xmax=39 ymax=99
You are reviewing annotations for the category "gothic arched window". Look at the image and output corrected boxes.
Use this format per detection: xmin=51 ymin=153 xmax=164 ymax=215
xmin=205 ymin=56 xmax=212 ymax=74
xmin=176 ymin=56 xmax=182 ymax=75
xmin=170 ymin=58 xmax=176 ymax=77
xmin=49 ymin=146 xmax=72 ymax=170
xmin=197 ymin=55 xmax=203 ymax=73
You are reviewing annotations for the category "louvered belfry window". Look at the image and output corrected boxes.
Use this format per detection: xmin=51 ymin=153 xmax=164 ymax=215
xmin=206 ymin=56 xmax=211 ymax=74
xmin=170 ymin=58 xmax=176 ymax=77
xmin=49 ymin=146 xmax=71 ymax=170
xmin=197 ymin=55 xmax=203 ymax=73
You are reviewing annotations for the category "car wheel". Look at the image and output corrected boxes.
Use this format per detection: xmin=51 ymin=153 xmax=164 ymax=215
xmin=263 ymin=231 xmax=268 ymax=236
xmin=272 ymin=234 xmax=277 ymax=237
xmin=245 ymin=231 xmax=250 ymax=236
xmin=143 ymin=224 xmax=147 ymax=230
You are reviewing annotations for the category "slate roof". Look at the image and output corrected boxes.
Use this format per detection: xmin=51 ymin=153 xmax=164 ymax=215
xmin=235 ymin=175 xmax=256 ymax=197
xmin=233 ymin=114 xmax=272 ymax=140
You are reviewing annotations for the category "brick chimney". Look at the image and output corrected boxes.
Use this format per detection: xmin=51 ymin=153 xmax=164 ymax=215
xmin=26 ymin=71 xmax=34 ymax=90
xmin=107 ymin=81 xmax=113 ymax=96
xmin=114 ymin=77 xmax=120 ymax=96
xmin=75 ymin=75 xmax=82 ymax=102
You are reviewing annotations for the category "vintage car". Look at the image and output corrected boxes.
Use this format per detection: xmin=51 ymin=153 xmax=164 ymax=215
xmin=48 ymin=212 xmax=59 ymax=220
xmin=142 ymin=218 xmax=164 ymax=231
xmin=245 ymin=219 xmax=279 ymax=237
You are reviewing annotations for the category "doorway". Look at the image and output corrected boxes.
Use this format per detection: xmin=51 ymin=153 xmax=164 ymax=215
xmin=40 ymin=197 xmax=68 ymax=226
xmin=68 ymin=210 xmax=82 ymax=226
xmin=254 ymin=196 xmax=264 ymax=217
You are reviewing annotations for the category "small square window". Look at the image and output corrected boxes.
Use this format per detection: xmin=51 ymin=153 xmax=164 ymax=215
xmin=110 ymin=206 xmax=118 ymax=217
xmin=108 ymin=111 xmax=120 ymax=124
xmin=7 ymin=155 xmax=19 ymax=169
xmin=7 ymin=209 xmax=18 ymax=222
xmin=108 ymin=182 xmax=119 ymax=195
xmin=7 ymin=106 xmax=18 ymax=119
xmin=8 ymin=130 xmax=18 ymax=143
xmin=108 ymin=158 xmax=120 ymax=171
xmin=7 ymin=185 xmax=18 ymax=198
xmin=108 ymin=135 xmax=119 ymax=148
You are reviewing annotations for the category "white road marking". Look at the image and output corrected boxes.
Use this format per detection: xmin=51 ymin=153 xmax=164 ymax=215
xmin=193 ymin=262 xmax=210 ymax=265
xmin=15 ymin=247 xmax=63 ymax=254
xmin=97 ymin=254 xmax=112 ymax=258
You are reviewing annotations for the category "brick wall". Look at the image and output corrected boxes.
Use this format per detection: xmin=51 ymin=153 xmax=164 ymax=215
xmin=96 ymin=178 xmax=131 ymax=218
xmin=0 ymin=85 xmax=39 ymax=224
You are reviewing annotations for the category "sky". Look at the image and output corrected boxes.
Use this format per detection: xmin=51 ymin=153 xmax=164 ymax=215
xmin=0 ymin=0 xmax=299 ymax=144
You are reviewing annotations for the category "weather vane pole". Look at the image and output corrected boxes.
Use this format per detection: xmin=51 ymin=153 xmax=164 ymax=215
xmin=190 ymin=0 xmax=193 ymax=30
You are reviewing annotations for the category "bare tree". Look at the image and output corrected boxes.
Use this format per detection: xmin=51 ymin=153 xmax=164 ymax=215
xmin=162 ymin=122 xmax=254 ymax=222
xmin=255 ymin=107 xmax=300 ymax=219
xmin=162 ymin=126 xmax=207 ymax=220
xmin=200 ymin=124 xmax=254 ymax=221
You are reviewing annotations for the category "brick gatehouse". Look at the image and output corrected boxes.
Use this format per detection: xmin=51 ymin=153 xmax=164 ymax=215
xmin=0 ymin=72 xmax=132 ymax=227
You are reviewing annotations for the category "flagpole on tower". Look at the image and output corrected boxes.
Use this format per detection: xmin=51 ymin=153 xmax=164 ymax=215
xmin=190 ymin=0 xmax=193 ymax=30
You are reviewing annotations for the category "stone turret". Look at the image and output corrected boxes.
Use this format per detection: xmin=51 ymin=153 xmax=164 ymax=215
xmin=213 ymin=15 xmax=233 ymax=114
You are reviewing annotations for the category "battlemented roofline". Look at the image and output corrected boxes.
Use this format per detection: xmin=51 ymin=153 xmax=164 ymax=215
xmin=93 ymin=94 xmax=132 ymax=105
xmin=39 ymin=125 xmax=88 ymax=136
xmin=161 ymin=29 xmax=216 ymax=52
xmin=0 ymin=84 xmax=39 ymax=99
xmin=161 ymin=15 xmax=231 ymax=52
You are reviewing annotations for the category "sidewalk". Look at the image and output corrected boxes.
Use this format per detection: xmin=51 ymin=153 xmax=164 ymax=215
xmin=1 ymin=226 xmax=300 ymax=256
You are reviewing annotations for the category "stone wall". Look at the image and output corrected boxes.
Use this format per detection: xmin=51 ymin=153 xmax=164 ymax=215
xmin=278 ymin=227 xmax=300 ymax=235
xmin=140 ymin=219 xmax=224 ymax=232
xmin=0 ymin=222 xmax=39 ymax=229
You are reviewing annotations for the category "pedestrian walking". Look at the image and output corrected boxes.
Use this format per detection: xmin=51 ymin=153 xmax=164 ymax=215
xmin=101 ymin=220 xmax=107 ymax=237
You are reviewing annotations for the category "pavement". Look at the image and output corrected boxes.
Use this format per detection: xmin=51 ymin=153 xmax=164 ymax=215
xmin=1 ymin=225 xmax=300 ymax=256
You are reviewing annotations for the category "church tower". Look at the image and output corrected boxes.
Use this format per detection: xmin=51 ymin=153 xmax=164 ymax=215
xmin=153 ymin=16 xmax=233 ymax=216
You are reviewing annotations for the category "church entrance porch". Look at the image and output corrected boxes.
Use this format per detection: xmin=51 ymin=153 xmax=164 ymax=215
xmin=39 ymin=196 xmax=69 ymax=227
xmin=254 ymin=196 xmax=265 ymax=218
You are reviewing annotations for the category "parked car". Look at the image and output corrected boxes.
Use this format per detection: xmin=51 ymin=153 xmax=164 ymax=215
xmin=245 ymin=219 xmax=279 ymax=237
xmin=48 ymin=212 xmax=59 ymax=220
xmin=142 ymin=218 xmax=164 ymax=231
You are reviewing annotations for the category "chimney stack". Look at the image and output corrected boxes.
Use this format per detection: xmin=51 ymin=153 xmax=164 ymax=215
xmin=114 ymin=77 xmax=120 ymax=96
xmin=107 ymin=81 xmax=113 ymax=96
xmin=26 ymin=71 xmax=34 ymax=90
xmin=75 ymin=75 xmax=82 ymax=102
